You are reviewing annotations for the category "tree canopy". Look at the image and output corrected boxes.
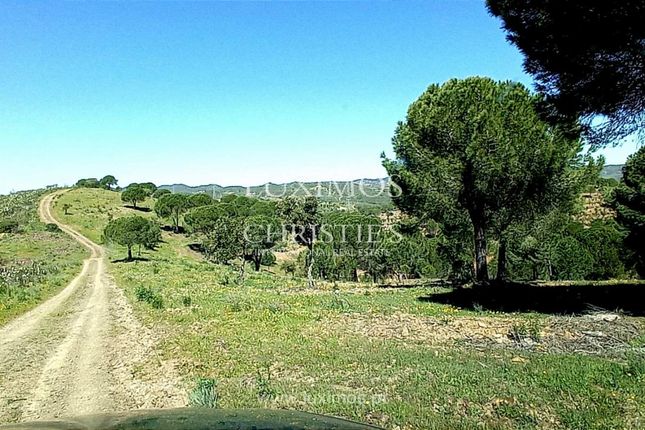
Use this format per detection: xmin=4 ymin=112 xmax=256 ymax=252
xmin=154 ymin=193 xmax=189 ymax=233
xmin=487 ymin=0 xmax=645 ymax=145
xmin=277 ymin=196 xmax=321 ymax=288
xmin=188 ymin=193 xmax=214 ymax=208
xmin=612 ymin=146 xmax=645 ymax=275
xmin=99 ymin=175 xmax=118 ymax=190
xmin=103 ymin=215 xmax=160 ymax=261
xmin=383 ymin=77 xmax=583 ymax=283
xmin=152 ymin=188 xmax=171 ymax=199
xmin=121 ymin=185 xmax=148 ymax=209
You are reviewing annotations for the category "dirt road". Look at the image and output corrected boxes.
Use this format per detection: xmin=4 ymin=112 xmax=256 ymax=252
xmin=0 ymin=191 xmax=185 ymax=424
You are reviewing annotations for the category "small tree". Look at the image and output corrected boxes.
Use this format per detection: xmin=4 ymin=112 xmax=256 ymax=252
xmin=103 ymin=216 xmax=160 ymax=261
xmin=155 ymin=193 xmax=189 ymax=233
xmin=278 ymin=196 xmax=321 ymax=288
xmin=121 ymin=185 xmax=147 ymax=209
xmin=244 ymin=215 xmax=280 ymax=272
xmin=99 ymin=175 xmax=118 ymax=190
xmin=62 ymin=203 xmax=71 ymax=215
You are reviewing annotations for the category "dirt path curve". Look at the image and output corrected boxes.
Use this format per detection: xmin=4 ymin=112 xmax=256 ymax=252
xmin=0 ymin=190 xmax=185 ymax=424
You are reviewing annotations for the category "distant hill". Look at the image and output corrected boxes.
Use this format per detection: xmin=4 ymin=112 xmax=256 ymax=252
xmin=160 ymin=167 xmax=625 ymax=211
xmin=601 ymin=164 xmax=624 ymax=181
xmin=159 ymin=178 xmax=395 ymax=212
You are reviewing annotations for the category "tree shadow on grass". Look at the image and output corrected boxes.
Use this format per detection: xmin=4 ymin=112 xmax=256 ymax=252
xmin=418 ymin=281 xmax=645 ymax=316
xmin=378 ymin=279 xmax=453 ymax=289
xmin=111 ymin=256 xmax=150 ymax=263
xmin=161 ymin=225 xmax=186 ymax=234
xmin=188 ymin=243 xmax=205 ymax=253
xmin=123 ymin=205 xmax=152 ymax=213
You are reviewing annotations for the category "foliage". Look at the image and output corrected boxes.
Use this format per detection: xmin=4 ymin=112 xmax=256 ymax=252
xmin=121 ymin=185 xmax=148 ymax=209
xmin=138 ymin=182 xmax=158 ymax=195
xmin=103 ymin=215 xmax=161 ymax=260
xmin=189 ymin=378 xmax=218 ymax=408
xmin=155 ymin=193 xmax=189 ymax=233
xmin=194 ymin=198 xmax=281 ymax=279
xmin=75 ymin=178 xmax=101 ymax=188
xmin=188 ymin=193 xmax=214 ymax=208
xmin=58 ymin=188 xmax=645 ymax=429
xmin=277 ymin=196 xmax=321 ymax=288
xmin=0 ymin=220 xmax=20 ymax=234
xmin=506 ymin=213 xmax=626 ymax=281
xmin=487 ymin=0 xmax=645 ymax=145
xmin=44 ymin=223 xmax=61 ymax=233
xmin=135 ymin=285 xmax=164 ymax=309
xmin=152 ymin=188 xmax=172 ymax=199
xmin=612 ymin=146 xmax=645 ymax=276
xmin=0 ymin=189 xmax=86 ymax=325
xmin=384 ymin=77 xmax=583 ymax=282
xmin=0 ymin=261 xmax=50 ymax=298
xmin=99 ymin=175 xmax=118 ymax=190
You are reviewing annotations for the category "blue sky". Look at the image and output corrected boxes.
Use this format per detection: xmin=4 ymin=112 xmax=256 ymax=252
xmin=0 ymin=0 xmax=637 ymax=194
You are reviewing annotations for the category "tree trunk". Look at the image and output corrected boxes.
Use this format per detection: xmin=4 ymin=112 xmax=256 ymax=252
xmin=238 ymin=257 xmax=246 ymax=283
xmin=253 ymin=251 xmax=261 ymax=271
xmin=496 ymin=238 xmax=507 ymax=282
xmin=127 ymin=246 xmax=133 ymax=261
xmin=306 ymin=244 xmax=315 ymax=289
xmin=133 ymin=200 xmax=137 ymax=209
xmin=472 ymin=218 xmax=489 ymax=283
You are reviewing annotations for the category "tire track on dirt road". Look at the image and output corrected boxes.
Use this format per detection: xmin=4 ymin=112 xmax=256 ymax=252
xmin=0 ymin=190 xmax=185 ymax=424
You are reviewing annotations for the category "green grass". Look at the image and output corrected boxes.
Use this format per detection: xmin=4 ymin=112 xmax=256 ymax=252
xmin=54 ymin=188 xmax=645 ymax=429
xmin=52 ymin=188 xmax=156 ymax=243
xmin=0 ymin=189 xmax=87 ymax=326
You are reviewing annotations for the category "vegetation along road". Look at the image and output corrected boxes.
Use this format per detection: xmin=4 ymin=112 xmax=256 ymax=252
xmin=0 ymin=191 xmax=185 ymax=423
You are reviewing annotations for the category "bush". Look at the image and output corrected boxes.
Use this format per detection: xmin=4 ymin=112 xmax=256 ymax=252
xmin=260 ymin=251 xmax=276 ymax=267
xmin=135 ymin=285 xmax=164 ymax=309
xmin=0 ymin=220 xmax=19 ymax=233
xmin=189 ymin=378 xmax=218 ymax=408
xmin=181 ymin=295 xmax=192 ymax=307
xmin=44 ymin=223 xmax=61 ymax=233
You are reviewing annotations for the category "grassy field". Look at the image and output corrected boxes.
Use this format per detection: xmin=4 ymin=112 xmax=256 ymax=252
xmin=54 ymin=188 xmax=645 ymax=430
xmin=0 ymin=189 xmax=87 ymax=325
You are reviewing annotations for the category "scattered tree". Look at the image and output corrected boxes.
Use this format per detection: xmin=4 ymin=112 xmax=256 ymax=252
xmin=62 ymin=203 xmax=71 ymax=215
xmin=75 ymin=178 xmax=100 ymax=188
xmin=99 ymin=175 xmax=118 ymax=190
xmin=103 ymin=216 xmax=160 ymax=261
xmin=121 ymin=185 xmax=148 ymax=209
xmin=383 ymin=77 xmax=582 ymax=283
xmin=155 ymin=193 xmax=189 ymax=233
xmin=278 ymin=196 xmax=321 ymax=288
xmin=139 ymin=182 xmax=158 ymax=196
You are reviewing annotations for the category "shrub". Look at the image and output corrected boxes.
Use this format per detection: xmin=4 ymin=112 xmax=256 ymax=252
xmin=181 ymin=295 xmax=192 ymax=307
xmin=260 ymin=251 xmax=276 ymax=267
xmin=0 ymin=220 xmax=19 ymax=233
xmin=508 ymin=319 xmax=542 ymax=343
xmin=189 ymin=378 xmax=218 ymax=408
xmin=44 ymin=223 xmax=61 ymax=233
xmin=255 ymin=365 xmax=276 ymax=401
xmin=134 ymin=285 xmax=164 ymax=309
